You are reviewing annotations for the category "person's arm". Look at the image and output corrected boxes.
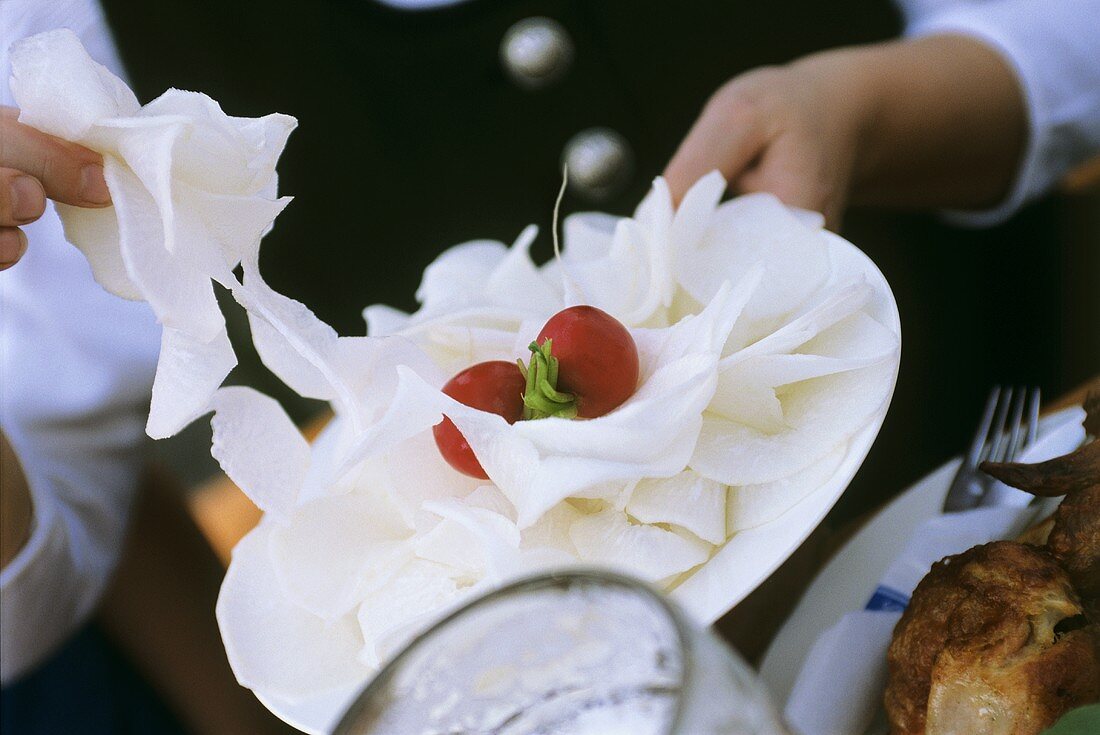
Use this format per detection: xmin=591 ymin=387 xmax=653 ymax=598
xmin=666 ymin=0 xmax=1100 ymax=229
xmin=666 ymin=35 xmax=1024 ymax=228
xmin=846 ymin=35 xmax=1028 ymax=211
xmin=0 ymin=433 xmax=32 ymax=569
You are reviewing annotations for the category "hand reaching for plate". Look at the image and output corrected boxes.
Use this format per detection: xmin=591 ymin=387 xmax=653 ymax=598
xmin=664 ymin=57 xmax=863 ymax=230
xmin=665 ymin=35 xmax=1027 ymax=230
xmin=0 ymin=106 xmax=111 ymax=270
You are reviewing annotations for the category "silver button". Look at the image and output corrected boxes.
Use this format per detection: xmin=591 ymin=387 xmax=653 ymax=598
xmin=562 ymin=128 xmax=634 ymax=202
xmin=500 ymin=17 xmax=574 ymax=90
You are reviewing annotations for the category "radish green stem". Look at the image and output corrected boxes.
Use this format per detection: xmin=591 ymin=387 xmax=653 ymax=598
xmin=521 ymin=339 xmax=577 ymax=420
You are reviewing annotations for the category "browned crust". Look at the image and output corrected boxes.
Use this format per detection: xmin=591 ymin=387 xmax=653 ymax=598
xmin=1048 ymin=484 xmax=1100 ymax=620
xmin=885 ymin=541 xmax=1100 ymax=735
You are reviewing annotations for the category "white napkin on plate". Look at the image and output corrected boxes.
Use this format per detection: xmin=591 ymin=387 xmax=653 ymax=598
xmin=783 ymin=409 xmax=1087 ymax=735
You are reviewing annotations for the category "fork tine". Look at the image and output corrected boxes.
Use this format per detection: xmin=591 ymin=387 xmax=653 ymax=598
xmin=1026 ymin=387 xmax=1041 ymax=447
xmin=945 ymin=386 xmax=1001 ymax=512
xmin=964 ymin=386 xmax=1001 ymax=468
xmin=952 ymin=384 xmax=1043 ymax=512
xmin=1001 ymin=387 xmax=1027 ymax=463
xmin=983 ymin=386 xmax=1014 ymax=464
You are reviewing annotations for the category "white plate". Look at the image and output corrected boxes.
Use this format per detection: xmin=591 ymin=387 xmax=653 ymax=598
xmin=759 ymin=406 xmax=1088 ymax=714
xmin=671 ymin=231 xmax=901 ymax=624
xmin=267 ymin=231 xmax=902 ymax=734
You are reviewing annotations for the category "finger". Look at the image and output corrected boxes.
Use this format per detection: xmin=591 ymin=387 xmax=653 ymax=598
xmin=735 ymin=138 xmax=847 ymax=230
xmin=0 ymin=227 xmax=29 ymax=270
xmin=0 ymin=167 xmax=46 ymax=226
xmin=736 ymin=165 xmax=825 ymax=212
xmin=0 ymin=115 xmax=110 ymax=208
xmin=738 ymin=166 xmax=847 ymax=231
xmin=664 ymin=87 xmax=772 ymax=204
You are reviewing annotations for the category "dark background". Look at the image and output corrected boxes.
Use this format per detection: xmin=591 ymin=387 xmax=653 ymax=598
xmin=100 ymin=0 xmax=1099 ymax=525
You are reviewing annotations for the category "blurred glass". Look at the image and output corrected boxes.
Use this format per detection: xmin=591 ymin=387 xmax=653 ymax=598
xmin=334 ymin=570 xmax=789 ymax=735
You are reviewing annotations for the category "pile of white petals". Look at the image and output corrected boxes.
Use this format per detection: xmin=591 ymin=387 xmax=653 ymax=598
xmin=12 ymin=30 xmax=900 ymax=730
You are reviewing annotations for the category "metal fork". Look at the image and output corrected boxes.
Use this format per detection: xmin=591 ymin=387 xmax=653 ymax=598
xmin=942 ymin=386 xmax=1041 ymax=512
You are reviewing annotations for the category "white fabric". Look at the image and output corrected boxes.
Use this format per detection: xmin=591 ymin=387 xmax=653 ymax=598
xmin=0 ymin=0 xmax=160 ymax=684
xmin=900 ymin=0 xmax=1100 ymax=226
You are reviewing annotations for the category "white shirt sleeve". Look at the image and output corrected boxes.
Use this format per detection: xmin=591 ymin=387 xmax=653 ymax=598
xmin=0 ymin=0 xmax=161 ymax=684
xmin=898 ymin=0 xmax=1100 ymax=226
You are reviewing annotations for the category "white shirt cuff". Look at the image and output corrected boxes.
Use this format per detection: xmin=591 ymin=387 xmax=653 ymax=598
xmin=904 ymin=0 xmax=1100 ymax=226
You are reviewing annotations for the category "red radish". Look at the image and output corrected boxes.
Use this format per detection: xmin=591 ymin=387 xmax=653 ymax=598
xmin=522 ymin=306 xmax=640 ymax=419
xmin=433 ymin=361 xmax=526 ymax=479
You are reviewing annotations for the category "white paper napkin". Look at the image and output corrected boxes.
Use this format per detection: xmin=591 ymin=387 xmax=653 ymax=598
xmin=783 ymin=408 xmax=1087 ymax=735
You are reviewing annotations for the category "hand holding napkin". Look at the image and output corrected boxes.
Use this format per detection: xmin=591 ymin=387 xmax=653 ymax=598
xmin=10 ymin=28 xmax=295 ymax=437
